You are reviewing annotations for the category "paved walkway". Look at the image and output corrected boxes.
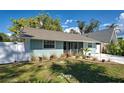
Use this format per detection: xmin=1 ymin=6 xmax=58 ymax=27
xmin=91 ymin=54 xmax=124 ymax=64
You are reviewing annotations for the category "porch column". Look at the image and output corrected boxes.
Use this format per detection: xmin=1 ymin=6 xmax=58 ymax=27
xmin=70 ymin=42 xmax=71 ymax=54
xmin=77 ymin=42 xmax=79 ymax=53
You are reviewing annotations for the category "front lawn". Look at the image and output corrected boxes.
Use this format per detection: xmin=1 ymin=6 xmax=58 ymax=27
xmin=0 ymin=59 xmax=124 ymax=83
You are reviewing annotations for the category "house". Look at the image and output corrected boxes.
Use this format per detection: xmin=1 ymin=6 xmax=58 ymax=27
xmin=21 ymin=27 xmax=101 ymax=58
xmin=84 ymin=28 xmax=118 ymax=52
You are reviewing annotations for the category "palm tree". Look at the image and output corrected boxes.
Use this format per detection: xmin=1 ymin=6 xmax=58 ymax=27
xmin=77 ymin=19 xmax=100 ymax=34
xmin=106 ymin=23 xmax=121 ymax=33
xmin=77 ymin=20 xmax=85 ymax=35
xmin=85 ymin=19 xmax=100 ymax=33
xmin=69 ymin=29 xmax=79 ymax=34
xmin=80 ymin=48 xmax=91 ymax=56
xmin=106 ymin=23 xmax=118 ymax=29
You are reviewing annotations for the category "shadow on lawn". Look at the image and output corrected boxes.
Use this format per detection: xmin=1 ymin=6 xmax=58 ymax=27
xmin=50 ymin=61 xmax=124 ymax=83
xmin=0 ymin=63 xmax=39 ymax=82
xmin=0 ymin=62 xmax=50 ymax=83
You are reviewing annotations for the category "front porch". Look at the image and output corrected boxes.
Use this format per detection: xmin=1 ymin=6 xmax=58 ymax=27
xmin=63 ymin=42 xmax=83 ymax=54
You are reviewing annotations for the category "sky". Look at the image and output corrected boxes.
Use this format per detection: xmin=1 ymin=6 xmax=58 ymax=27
xmin=0 ymin=10 xmax=124 ymax=37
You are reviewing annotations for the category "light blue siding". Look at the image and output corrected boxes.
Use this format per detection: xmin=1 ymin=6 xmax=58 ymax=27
xmin=30 ymin=40 xmax=63 ymax=57
xmin=83 ymin=42 xmax=96 ymax=54
xmin=32 ymin=49 xmax=63 ymax=58
xmin=29 ymin=39 xmax=97 ymax=58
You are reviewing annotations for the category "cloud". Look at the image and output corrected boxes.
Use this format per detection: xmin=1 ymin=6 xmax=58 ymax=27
xmin=100 ymin=13 xmax=124 ymax=35
xmin=64 ymin=19 xmax=73 ymax=24
xmin=5 ymin=33 xmax=12 ymax=36
xmin=62 ymin=25 xmax=69 ymax=28
xmin=64 ymin=27 xmax=80 ymax=33
xmin=116 ymin=13 xmax=124 ymax=35
xmin=102 ymin=23 xmax=111 ymax=27
xmin=119 ymin=13 xmax=124 ymax=21
xmin=99 ymin=23 xmax=111 ymax=30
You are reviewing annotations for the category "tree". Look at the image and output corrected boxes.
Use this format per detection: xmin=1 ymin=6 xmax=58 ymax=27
xmin=106 ymin=43 xmax=118 ymax=55
xmin=77 ymin=20 xmax=85 ymax=35
xmin=9 ymin=18 xmax=26 ymax=36
xmin=106 ymin=23 xmax=118 ymax=29
xmin=106 ymin=39 xmax=124 ymax=56
xmin=9 ymin=13 xmax=63 ymax=36
xmin=118 ymin=39 xmax=124 ymax=56
xmin=77 ymin=19 xmax=100 ymax=34
xmin=85 ymin=19 xmax=100 ymax=33
xmin=69 ymin=29 xmax=79 ymax=34
xmin=106 ymin=23 xmax=121 ymax=34
xmin=0 ymin=32 xmax=11 ymax=42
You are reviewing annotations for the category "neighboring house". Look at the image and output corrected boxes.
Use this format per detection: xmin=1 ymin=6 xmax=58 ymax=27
xmin=85 ymin=28 xmax=118 ymax=53
xmin=21 ymin=27 xmax=101 ymax=58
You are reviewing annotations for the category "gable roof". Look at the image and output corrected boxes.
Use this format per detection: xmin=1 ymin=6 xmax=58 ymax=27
xmin=84 ymin=29 xmax=115 ymax=43
xmin=21 ymin=27 xmax=100 ymax=43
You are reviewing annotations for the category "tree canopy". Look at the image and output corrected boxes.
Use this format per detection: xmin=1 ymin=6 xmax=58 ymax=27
xmin=0 ymin=32 xmax=11 ymax=42
xmin=9 ymin=13 xmax=63 ymax=35
xmin=106 ymin=39 xmax=124 ymax=56
xmin=69 ymin=29 xmax=79 ymax=34
xmin=77 ymin=19 xmax=100 ymax=34
xmin=106 ymin=23 xmax=118 ymax=29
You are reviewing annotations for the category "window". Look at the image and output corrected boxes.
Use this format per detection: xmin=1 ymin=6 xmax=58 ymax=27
xmin=88 ymin=43 xmax=92 ymax=48
xmin=79 ymin=42 xmax=83 ymax=49
xmin=44 ymin=40 xmax=55 ymax=48
xmin=30 ymin=39 xmax=42 ymax=50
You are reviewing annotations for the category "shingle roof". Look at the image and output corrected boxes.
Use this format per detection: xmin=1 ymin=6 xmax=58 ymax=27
xmin=21 ymin=27 xmax=100 ymax=43
xmin=84 ymin=29 xmax=114 ymax=43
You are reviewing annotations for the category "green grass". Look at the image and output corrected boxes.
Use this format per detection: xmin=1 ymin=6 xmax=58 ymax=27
xmin=0 ymin=59 xmax=124 ymax=83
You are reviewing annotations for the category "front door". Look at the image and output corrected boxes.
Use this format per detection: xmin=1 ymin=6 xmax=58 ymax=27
xmin=64 ymin=42 xmax=70 ymax=53
xmin=96 ymin=44 xmax=100 ymax=54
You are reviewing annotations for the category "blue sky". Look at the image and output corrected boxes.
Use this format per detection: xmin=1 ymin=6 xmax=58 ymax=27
xmin=0 ymin=10 xmax=124 ymax=36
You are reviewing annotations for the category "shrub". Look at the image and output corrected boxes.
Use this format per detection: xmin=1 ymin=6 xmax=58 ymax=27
xmin=75 ymin=54 xmax=81 ymax=59
xmin=106 ymin=40 xmax=124 ymax=56
xmin=82 ymin=55 xmax=86 ymax=59
xmin=50 ymin=54 xmax=57 ymax=60
xmin=39 ymin=57 xmax=43 ymax=62
xmin=60 ymin=54 xmax=66 ymax=59
xmin=31 ymin=56 xmax=36 ymax=62
xmin=92 ymin=57 xmax=97 ymax=61
xmin=31 ymin=56 xmax=40 ymax=62
xmin=66 ymin=53 xmax=72 ymax=58
xmin=72 ymin=52 xmax=77 ymax=56
xmin=42 ymin=55 xmax=48 ymax=60
xmin=80 ymin=48 xmax=91 ymax=56
xmin=106 ymin=43 xmax=118 ymax=55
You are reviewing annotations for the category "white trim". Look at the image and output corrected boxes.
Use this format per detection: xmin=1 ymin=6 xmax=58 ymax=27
xmin=77 ymin=42 xmax=79 ymax=53
xmin=55 ymin=41 xmax=56 ymax=49
xmin=42 ymin=40 xmax=44 ymax=49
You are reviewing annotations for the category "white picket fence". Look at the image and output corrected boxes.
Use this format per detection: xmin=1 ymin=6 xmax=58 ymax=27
xmin=0 ymin=42 xmax=30 ymax=64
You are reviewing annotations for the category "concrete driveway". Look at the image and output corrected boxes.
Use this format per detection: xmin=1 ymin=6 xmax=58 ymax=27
xmin=91 ymin=54 xmax=124 ymax=64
